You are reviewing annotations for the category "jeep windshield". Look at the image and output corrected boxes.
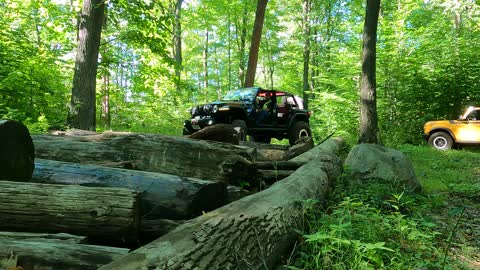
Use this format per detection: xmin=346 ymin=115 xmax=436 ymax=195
xmin=221 ymin=87 xmax=257 ymax=102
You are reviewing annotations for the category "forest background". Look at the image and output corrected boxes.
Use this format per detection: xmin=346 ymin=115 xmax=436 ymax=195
xmin=1 ymin=0 xmax=479 ymax=146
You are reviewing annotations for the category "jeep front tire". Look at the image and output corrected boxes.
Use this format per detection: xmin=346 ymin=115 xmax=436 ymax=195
xmin=428 ymin=132 xmax=453 ymax=150
xmin=289 ymin=121 xmax=311 ymax=145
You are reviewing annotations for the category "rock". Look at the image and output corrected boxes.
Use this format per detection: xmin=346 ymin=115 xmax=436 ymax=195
xmin=345 ymin=144 xmax=422 ymax=193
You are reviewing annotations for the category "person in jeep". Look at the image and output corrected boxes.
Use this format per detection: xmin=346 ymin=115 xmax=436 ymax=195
xmin=183 ymin=87 xmax=312 ymax=145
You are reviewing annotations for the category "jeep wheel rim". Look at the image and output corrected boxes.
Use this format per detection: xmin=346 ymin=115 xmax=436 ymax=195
xmin=433 ymin=137 xmax=447 ymax=149
xmin=299 ymin=129 xmax=309 ymax=138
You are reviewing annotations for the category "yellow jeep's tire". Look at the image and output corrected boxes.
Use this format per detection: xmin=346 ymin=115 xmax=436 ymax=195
xmin=428 ymin=131 xmax=453 ymax=150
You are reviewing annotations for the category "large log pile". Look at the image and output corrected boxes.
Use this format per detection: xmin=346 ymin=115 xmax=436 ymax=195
xmin=1 ymin=120 xmax=343 ymax=269
xmin=99 ymin=138 xmax=344 ymax=270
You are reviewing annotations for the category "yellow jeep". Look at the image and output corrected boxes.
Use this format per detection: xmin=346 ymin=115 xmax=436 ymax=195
xmin=423 ymin=106 xmax=480 ymax=150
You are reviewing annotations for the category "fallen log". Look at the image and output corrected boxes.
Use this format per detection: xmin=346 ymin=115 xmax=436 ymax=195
xmin=188 ymin=124 xmax=239 ymax=145
xmin=286 ymin=137 xmax=314 ymax=159
xmin=240 ymin=141 xmax=289 ymax=161
xmin=0 ymin=232 xmax=86 ymax=244
xmin=255 ymin=160 xmax=306 ymax=170
xmin=140 ymin=219 xmax=184 ymax=242
xmin=0 ymin=120 xmax=34 ymax=180
xmin=258 ymin=169 xmax=295 ymax=184
xmin=289 ymin=137 xmax=345 ymax=163
xmin=31 ymin=159 xmax=227 ymax=220
xmin=0 ymin=181 xmax=139 ymax=243
xmin=0 ymin=237 xmax=128 ymax=270
xmin=33 ymin=132 xmax=256 ymax=184
xmin=98 ymin=137 xmax=345 ymax=270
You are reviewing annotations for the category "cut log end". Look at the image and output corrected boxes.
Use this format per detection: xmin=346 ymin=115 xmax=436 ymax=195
xmin=0 ymin=120 xmax=34 ymax=180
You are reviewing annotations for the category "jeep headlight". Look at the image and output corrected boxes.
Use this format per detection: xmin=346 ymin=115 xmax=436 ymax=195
xmin=212 ymin=105 xmax=218 ymax=113
xmin=204 ymin=104 xmax=211 ymax=113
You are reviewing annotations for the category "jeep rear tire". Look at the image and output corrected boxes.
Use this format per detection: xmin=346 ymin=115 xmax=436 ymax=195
xmin=289 ymin=121 xmax=311 ymax=146
xmin=231 ymin=119 xmax=247 ymax=141
xmin=428 ymin=132 xmax=453 ymax=150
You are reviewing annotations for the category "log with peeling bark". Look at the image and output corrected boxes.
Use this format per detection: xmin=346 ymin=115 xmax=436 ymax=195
xmin=241 ymin=141 xmax=289 ymax=161
xmin=0 ymin=181 xmax=139 ymax=243
xmin=187 ymin=124 xmax=239 ymax=145
xmin=31 ymin=159 xmax=227 ymax=220
xmin=32 ymin=132 xmax=256 ymax=184
xmin=98 ymin=137 xmax=345 ymax=270
xmin=255 ymin=160 xmax=306 ymax=170
xmin=0 ymin=237 xmax=128 ymax=270
xmin=0 ymin=120 xmax=34 ymax=180
xmin=286 ymin=137 xmax=314 ymax=159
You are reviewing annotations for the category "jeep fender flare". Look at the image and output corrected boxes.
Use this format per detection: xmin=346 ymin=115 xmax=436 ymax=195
xmin=288 ymin=114 xmax=309 ymax=127
xmin=429 ymin=128 xmax=456 ymax=141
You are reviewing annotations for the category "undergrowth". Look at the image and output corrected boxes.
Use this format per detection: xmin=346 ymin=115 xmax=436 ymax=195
xmin=286 ymin=145 xmax=480 ymax=270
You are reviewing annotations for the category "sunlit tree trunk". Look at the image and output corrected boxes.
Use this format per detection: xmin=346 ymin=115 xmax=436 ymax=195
xmin=235 ymin=4 xmax=249 ymax=88
xmin=172 ymin=0 xmax=183 ymax=100
xmin=68 ymin=0 xmax=105 ymax=131
xmin=359 ymin=0 xmax=381 ymax=144
xmin=203 ymin=27 xmax=209 ymax=100
xmin=302 ymin=0 xmax=311 ymax=109
xmin=244 ymin=0 xmax=268 ymax=88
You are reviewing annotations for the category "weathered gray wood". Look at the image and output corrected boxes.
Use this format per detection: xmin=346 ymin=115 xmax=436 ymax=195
xmin=0 ymin=237 xmax=128 ymax=270
xmin=33 ymin=131 xmax=256 ymax=184
xmin=286 ymin=137 xmax=314 ymax=159
xmin=140 ymin=219 xmax=184 ymax=241
xmin=226 ymin=185 xmax=252 ymax=203
xmin=241 ymin=141 xmax=289 ymax=161
xmin=0 ymin=119 xmax=34 ymax=180
xmin=289 ymin=137 xmax=345 ymax=163
xmin=0 ymin=232 xmax=86 ymax=244
xmin=31 ymin=158 xmax=227 ymax=220
xmin=0 ymin=181 xmax=139 ymax=243
xmin=258 ymin=169 xmax=295 ymax=184
xmin=98 ymin=138 xmax=345 ymax=270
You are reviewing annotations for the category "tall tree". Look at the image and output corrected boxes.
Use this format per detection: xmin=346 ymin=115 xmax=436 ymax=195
xmin=172 ymin=0 xmax=184 ymax=95
xmin=302 ymin=0 xmax=311 ymax=109
xmin=244 ymin=0 xmax=268 ymax=88
xmin=359 ymin=0 xmax=381 ymax=144
xmin=68 ymin=0 xmax=105 ymax=131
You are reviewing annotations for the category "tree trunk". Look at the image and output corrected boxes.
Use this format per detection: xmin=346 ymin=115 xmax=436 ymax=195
xmin=0 ymin=232 xmax=86 ymax=243
xmin=258 ymin=169 xmax=295 ymax=184
xmin=240 ymin=141 xmax=290 ymax=161
xmin=67 ymin=0 xmax=105 ymax=131
xmin=98 ymin=138 xmax=344 ymax=270
xmin=0 ymin=120 xmax=34 ymax=180
xmin=302 ymin=0 xmax=311 ymax=110
xmin=32 ymin=131 xmax=257 ymax=184
xmin=359 ymin=0 xmax=381 ymax=144
xmin=236 ymin=3 xmax=249 ymax=88
xmin=172 ymin=0 xmax=183 ymax=96
xmin=0 ymin=236 xmax=128 ymax=270
xmin=255 ymin=160 xmax=306 ymax=170
xmin=31 ymin=158 xmax=227 ymax=220
xmin=244 ymin=0 xmax=268 ymax=87
xmin=0 ymin=181 xmax=139 ymax=243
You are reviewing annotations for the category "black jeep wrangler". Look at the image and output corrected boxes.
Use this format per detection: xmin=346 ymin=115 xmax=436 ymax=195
xmin=183 ymin=87 xmax=311 ymax=145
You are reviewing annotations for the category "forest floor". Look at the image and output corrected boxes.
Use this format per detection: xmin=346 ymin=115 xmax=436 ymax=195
xmin=287 ymin=144 xmax=480 ymax=270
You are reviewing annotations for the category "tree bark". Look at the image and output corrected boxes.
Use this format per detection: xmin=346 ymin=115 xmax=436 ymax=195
xmin=244 ymin=0 xmax=269 ymax=87
xmin=0 ymin=181 xmax=139 ymax=243
xmin=240 ymin=141 xmax=290 ymax=161
xmin=0 ymin=120 xmax=34 ymax=180
xmin=302 ymin=0 xmax=311 ymax=110
xmin=258 ymin=169 xmax=295 ymax=184
xmin=32 ymin=131 xmax=257 ymax=184
xmin=31 ymin=159 xmax=227 ymax=220
xmin=98 ymin=138 xmax=344 ymax=270
xmin=0 ymin=237 xmax=128 ymax=270
xmin=0 ymin=232 xmax=86 ymax=244
xmin=172 ymin=0 xmax=183 ymax=96
xmin=67 ymin=0 xmax=105 ymax=131
xmin=359 ymin=0 xmax=381 ymax=144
